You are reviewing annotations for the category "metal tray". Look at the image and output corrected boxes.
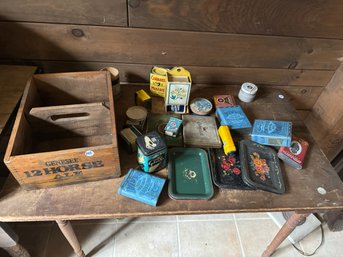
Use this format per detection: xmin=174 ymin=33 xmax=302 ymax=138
xmin=168 ymin=148 xmax=214 ymax=200
xmin=208 ymin=148 xmax=253 ymax=190
xmin=239 ymin=140 xmax=285 ymax=194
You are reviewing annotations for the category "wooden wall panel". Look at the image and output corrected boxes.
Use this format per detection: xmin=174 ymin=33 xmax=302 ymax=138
xmin=1 ymin=22 xmax=343 ymax=70
xmin=305 ymin=63 xmax=343 ymax=161
xmin=25 ymin=61 xmax=332 ymax=87
xmin=129 ymin=0 xmax=343 ymax=39
xmin=0 ymin=0 xmax=127 ymax=26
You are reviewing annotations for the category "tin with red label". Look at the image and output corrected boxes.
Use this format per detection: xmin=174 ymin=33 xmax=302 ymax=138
xmin=278 ymin=135 xmax=309 ymax=170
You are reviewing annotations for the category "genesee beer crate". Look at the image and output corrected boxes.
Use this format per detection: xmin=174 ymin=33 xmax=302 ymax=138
xmin=4 ymin=71 xmax=121 ymax=189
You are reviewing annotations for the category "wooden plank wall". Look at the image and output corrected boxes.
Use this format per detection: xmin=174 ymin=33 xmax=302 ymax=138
xmin=0 ymin=0 xmax=342 ymax=159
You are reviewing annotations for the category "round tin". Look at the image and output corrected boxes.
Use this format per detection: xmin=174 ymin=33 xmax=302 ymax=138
xmin=238 ymin=82 xmax=258 ymax=103
xmin=126 ymin=106 xmax=148 ymax=122
xmin=100 ymin=67 xmax=120 ymax=98
xmin=190 ymin=98 xmax=213 ymax=115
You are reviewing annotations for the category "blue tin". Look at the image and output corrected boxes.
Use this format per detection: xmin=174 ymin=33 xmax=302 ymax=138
xmin=136 ymin=131 xmax=168 ymax=173
xmin=165 ymin=117 xmax=183 ymax=137
xmin=251 ymin=120 xmax=292 ymax=147
xmin=216 ymin=106 xmax=251 ymax=129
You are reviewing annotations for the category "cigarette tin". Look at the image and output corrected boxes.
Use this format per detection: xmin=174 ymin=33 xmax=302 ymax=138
xmin=218 ymin=126 xmax=236 ymax=154
xmin=278 ymin=135 xmax=309 ymax=169
xmin=183 ymin=115 xmax=222 ymax=148
xmin=216 ymin=105 xmax=252 ymax=130
xmin=213 ymin=95 xmax=236 ymax=108
xmin=251 ymin=120 xmax=292 ymax=147
xmin=190 ymin=98 xmax=213 ymax=115
xmin=164 ymin=117 xmax=183 ymax=137
xmin=117 ymin=169 xmax=166 ymax=206
xmin=136 ymin=131 xmax=167 ymax=173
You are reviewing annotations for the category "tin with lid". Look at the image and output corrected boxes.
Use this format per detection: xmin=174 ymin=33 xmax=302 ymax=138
xmin=136 ymin=131 xmax=167 ymax=173
xmin=238 ymin=82 xmax=258 ymax=103
xmin=126 ymin=106 xmax=148 ymax=131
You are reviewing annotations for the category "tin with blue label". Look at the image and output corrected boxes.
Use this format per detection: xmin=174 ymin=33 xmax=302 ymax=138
xmin=136 ymin=131 xmax=168 ymax=173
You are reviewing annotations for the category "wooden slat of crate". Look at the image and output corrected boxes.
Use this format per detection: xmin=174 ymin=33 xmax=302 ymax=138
xmin=1 ymin=22 xmax=343 ymax=70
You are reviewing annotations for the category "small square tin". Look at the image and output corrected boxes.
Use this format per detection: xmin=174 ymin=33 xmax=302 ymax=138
xmin=278 ymin=135 xmax=309 ymax=169
xmin=119 ymin=125 xmax=142 ymax=153
xmin=165 ymin=117 xmax=183 ymax=137
xmin=136 ymin=131 xmax=167 ymax=173
xmin=251 ymin=120 xmax=292 ymax=147
xmin=213 ymin=95 xmax=236 ymax=108
xmin=216 ymin=106 xmax=251 ymax=130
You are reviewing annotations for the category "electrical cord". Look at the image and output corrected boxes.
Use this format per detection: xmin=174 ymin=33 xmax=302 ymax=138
xmin=292 ymin=224 xmax=325 ymax=256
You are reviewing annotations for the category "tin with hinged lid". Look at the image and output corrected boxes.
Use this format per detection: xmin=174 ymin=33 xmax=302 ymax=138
xmin=136 ymin=131 xmax=167 ymax=173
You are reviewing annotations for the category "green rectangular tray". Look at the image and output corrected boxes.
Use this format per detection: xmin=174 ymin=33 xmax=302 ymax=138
xmin=168 ymin=148 xmax=214 ymax=200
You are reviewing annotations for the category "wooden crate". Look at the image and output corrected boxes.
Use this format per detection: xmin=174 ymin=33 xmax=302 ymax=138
xmin=4 ymin=71 xmax=121 ymax=189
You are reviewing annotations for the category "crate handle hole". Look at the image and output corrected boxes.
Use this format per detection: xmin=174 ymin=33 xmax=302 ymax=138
xmin=50 ymin=112 xmax=90 ymax=121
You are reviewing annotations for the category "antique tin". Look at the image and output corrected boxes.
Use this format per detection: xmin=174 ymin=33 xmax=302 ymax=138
xmin=165 ymin=67 xmax=192 ymax=114
xmin=216 ymin=106 xmax=252 ymax=134
xmin=238 ymin=82 xmax=258 ymax=103
xmin=208 ymin=148 xmax=252 ymax=190
xmin=190 ymin=98 xmax=213 ymax=115
xmin=239 ymin=140 xmax=285 ymax=194
xmin=119 ymin=125 xmax=142 ymax=153
xmin=136 ymin=131 xmax=167 ymax=173
xmin=150 ymin=66 xmax=169 ymax=97
xmin=251 ymin=120 xmax=292 ymax=147
xmin=168 ymin=148 xmax=214 ymax=200
xmin=278 ymin=135 xmax=309 ymax=169
xmin=135 ymin=89 xmax=151 ymax=110
xmin=100 ymin=67 xmax=120 ymax=99
xmin=146 ymin=114 xmax=183 ymax=146
xmin=183 ymin=115 xmax=222 ymax=148
xmin=126 ymin=106 xmax=148 ymax=131
xmin=164 ymin=117 xmax=183 ymax=137
xmin=218 ymin=125 xmax=236 ymax=154
xmin=213 ymin=95 xmax=236 ymax=108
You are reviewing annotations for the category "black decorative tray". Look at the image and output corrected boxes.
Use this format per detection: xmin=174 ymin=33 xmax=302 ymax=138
xmin=208 ymin=148 xmax=253 ymax=190
xmin=239 ymin=140 xmax=285 ymax=194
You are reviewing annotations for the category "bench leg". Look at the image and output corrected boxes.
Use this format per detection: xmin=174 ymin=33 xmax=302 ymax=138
xmin=56 ymin=220 xmax=85 ymax=257
xmin=261 ymin=212 xmax=310 ymax=257
xmin=0 ymin=222 xmax=30 ymax=257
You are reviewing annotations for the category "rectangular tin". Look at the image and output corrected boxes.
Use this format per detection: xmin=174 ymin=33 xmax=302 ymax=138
xmin=150 ymin=66 xmax=169 ymax=97
xmin=183 ymin=115 xmax=222 ymax=148
xmin=213 ymin=95 xmax=236 ymax=108
xmin=119 ymin=125 xmax=142 ymax=153
xmin=251 ymin=120 xmax=292 ymax=147
xmin=136 ymin=131 xmax=168 ymax=173
xmin=216 ymin=106 xmax=252 ymax=130
xmin=117 ymin=168 xmax=166 ymax=206
xmin=146 ymin=114 xmax=183 ymax=146
xmin=168 ymin=148 xmax=214 ymax=200
xmin=165 ymin=117 xmax=183 ymax=137
xmin=135 ymin=89 xmax=152 ymax=110
xmin=278 ymin=135 xmax=309 ymax=169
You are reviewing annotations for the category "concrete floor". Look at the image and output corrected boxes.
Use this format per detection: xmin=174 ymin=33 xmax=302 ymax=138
xmin=2 ymin=212 xmax=343 ymax=257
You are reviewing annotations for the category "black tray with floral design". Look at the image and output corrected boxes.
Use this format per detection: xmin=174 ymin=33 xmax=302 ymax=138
xmin=239 ymin=140 xmax=285 ymax=194
xmin=208 ymin=148 xmax=253 ymax=190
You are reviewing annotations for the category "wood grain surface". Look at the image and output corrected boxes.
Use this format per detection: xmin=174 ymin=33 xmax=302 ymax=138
xmin=0 ymin=0 xmax=127 ymax=26
xmin=1 ymin=22 xmax=343 ymax=70
xmin=128 ymin=0 xmax=343 ymax=39
xmin=17 ymin=60 xmax=334 ymax=87
xmin=0 ymin=84 xmax=342 ymax=221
